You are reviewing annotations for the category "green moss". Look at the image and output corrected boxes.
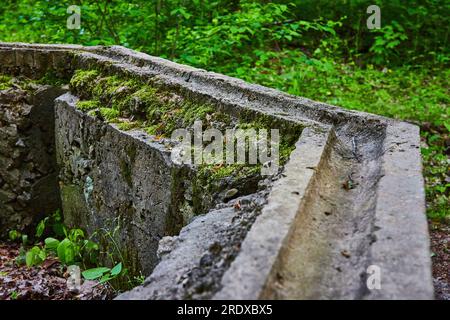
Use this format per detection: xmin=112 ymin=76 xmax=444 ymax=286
xmin=181 ymin=103 xmax=215 ymax=124
xmin=0 ymin=74 xmax=12 ymax=90
xmin=117 ymin=121 xmax=139 ymax=131
xmin=99 ymin=107 xmax=120 ymax=121
xmin=71 ymin=69 xmax=100 ymax=86
xmin=69 ymin=69 xmax=223 ymax=137
xmin=238 ymin=114 xmax=303 ymax=164
xmin=144 ymin=124 xmax=160 ymax=135
xmin=68 ymin=69 xmax=301 ymax=205
xmin=199 ymin=163 xmax=260 ymax=184
xmin=30 ymin=70 xmax=66 ymax=86
xmin=76 ymin=100 xmax=100 ymax=111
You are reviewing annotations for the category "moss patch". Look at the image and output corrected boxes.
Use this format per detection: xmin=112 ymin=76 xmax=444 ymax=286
xmin=76 ymin=100 xmax=100 ymax=111
xmin=0 ymin=74 xmax=12 ymax=90
xmin=69 ymin=69 xmax=227 ymax=138
xmin=99 ymin=107 xmax=120 ymax=121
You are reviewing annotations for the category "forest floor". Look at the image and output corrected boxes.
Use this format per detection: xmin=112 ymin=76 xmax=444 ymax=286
xmin=0 ymin=242 xmax=113 ymax=300
xmin=430 ymin=221 xmax=450 ymax=300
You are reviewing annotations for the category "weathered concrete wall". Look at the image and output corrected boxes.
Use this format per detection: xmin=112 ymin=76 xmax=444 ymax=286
xmin=55 ymin=93 xmax=192 ymax=274
xmin=0 ymin=43 xmax=434 ymax=299
xmin=0 ymin=83 xmax=64 ymax=236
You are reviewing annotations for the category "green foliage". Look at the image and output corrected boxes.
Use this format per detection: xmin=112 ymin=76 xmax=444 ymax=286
xmin=422 ymin=131 xmax=450 ymax=221
xmin=82 ymin=262 xmax=123 ymax=283
xmin=82 ymin=267 xmax=111 ymax=280
xmin=99 ymin=107 xmax=120 ymax=121
xmin=1 ymin=0 xmax=445 ymax=67
xmin=44 ymin=237 xmax=60 ymax=251
xmin=56 ymin=238 xmax=75 ymax=265
xmin=14 ymin=209 xmax=132 ymax=289
xmin=25 ymin=246 xmax=46 ymax=267
xmin=0 ymin=74 xmax=12 ymax=90
xmin=35 ymin=217 xmax=48 ymax=238
xmin=17 ymin=210 xmax=99 ymax=271
xmin=8 ymin=230 xmax=21 ymax=241
xmin=370 ymin=22 xmax=409 ymax=65
xmin=76 ymin=100 xmax=100 ymax=111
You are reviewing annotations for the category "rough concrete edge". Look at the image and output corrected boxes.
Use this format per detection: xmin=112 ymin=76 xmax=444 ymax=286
xmin=0 ymin=42 xmax=99 ymax=51
xmin=365 ymin=121 xmax=434 ymax=300
xmin=99 ymin=46 xmax=394 ymax=125
xmin=68 ymin=50 xmax=321 ymax=132
xmin=0 ymin=42 xmax=394 ymax=128
xmin=213 ymin=127 xmax=333 ymax=300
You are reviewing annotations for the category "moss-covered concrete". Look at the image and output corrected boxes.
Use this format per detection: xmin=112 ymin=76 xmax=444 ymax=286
xmin=67 ymin=69 xmax=306 ymax=224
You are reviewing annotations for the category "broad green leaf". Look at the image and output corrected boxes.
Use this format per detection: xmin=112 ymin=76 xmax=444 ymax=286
xmin=57 ymin=238 xmax=75 ymax=264
xmin=25 ymin=246 xmax=45 ymax=267
xmin=83 ymin=240 xmax=98 ymax=251
xmin=25 ymin=250 xmax=35 ymax=267
xmin=110 ymin=262 xmax=122 ymax=276
xmin=99 ymin=274 xmax=113 ymax=283
xmin=8 ymin=230 xmax=20 ymax=241
xmin=38 ymin=249 xmax=46 ymax=261
xmin=45 ymin=237 xmax=60 ymax=251
xmin=82 ymin=267 xmax=110 ymax=280
xmin=35 ymin=217 xmax=48 ymax=237
xmin=64 ymin=246 xmax=75 ymax=264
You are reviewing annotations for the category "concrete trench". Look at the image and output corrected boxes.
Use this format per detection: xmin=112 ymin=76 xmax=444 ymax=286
xmin=0 ymin=43 xmax=434 ymax=299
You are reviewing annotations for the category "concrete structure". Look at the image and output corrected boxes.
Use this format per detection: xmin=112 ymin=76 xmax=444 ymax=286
xmin=0 ymin=43 xmax=433 ymax=299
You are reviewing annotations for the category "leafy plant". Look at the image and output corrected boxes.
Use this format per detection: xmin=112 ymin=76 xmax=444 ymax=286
xmin=25 ymin=246 xmax=46 ymax=267
xmin=370 ymin=21 xmax=409 ymax=65
xmin=82 ymin=262 xmax=123 ymax=283
xmin=16 ymin=209 xmax=132 ymax=289
xmin=8 ymin=230 xmax=21 ymax=241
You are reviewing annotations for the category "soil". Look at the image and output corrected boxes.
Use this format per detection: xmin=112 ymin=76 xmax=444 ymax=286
xmin=0 ymin=242 xmax=113 ymax=300
xmin=429 ymin=221 xmax=450 ymax=300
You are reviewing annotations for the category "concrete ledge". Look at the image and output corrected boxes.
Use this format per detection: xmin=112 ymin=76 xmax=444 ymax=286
xmin=0 ymin=42 xmax=433 ymax=299
xmin=215 ymin=127 xmax=333 ymax=299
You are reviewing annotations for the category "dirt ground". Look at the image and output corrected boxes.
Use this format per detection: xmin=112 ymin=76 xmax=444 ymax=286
xmin=430 ymin=221 xmax=450 ymax=300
